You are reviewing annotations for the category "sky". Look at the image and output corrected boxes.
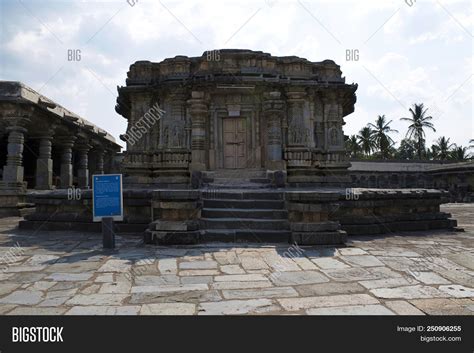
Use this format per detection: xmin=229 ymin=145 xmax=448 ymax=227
xmin=0 ymin=0 xmax=472 ymax=150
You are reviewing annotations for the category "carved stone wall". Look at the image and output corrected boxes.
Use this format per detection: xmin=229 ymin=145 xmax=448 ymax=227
xmin=116 ymin=49 xmax=358 ymax=187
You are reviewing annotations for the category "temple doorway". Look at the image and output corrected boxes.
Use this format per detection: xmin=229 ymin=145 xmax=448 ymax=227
xmin=223 ymin=117 xmax=246 ymax=169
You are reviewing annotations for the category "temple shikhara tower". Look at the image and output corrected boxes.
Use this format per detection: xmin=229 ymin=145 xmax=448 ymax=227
xmin=116 ymin=49 xmax=358 ymax=187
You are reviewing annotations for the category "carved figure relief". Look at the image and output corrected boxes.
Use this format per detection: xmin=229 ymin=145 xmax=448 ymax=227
xmin=329 ymin=127 xmax=339 ymax=146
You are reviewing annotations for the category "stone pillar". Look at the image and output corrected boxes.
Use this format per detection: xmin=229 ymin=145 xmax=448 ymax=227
xmin=95 ymin=148 xmax=105 ymax=175
xmin=35 ymin=135 xmax=54 ymax=189
xmin=58 ymin=136 xmax=76 ymax=188
xmin=263 ymin=91 xmax=285 ymax=170
xmin=76 ymin=143 xmax=91 ymax=188
xmin=188 ymin=91 xmax=208 ymax=171
xmin=2 ymin=126 xmax=27 ymax=184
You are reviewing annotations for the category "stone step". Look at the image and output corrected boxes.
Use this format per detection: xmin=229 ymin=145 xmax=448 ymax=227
xmin=202 ymin=208 xmax=288 ymax=219
xmin=202 ymin=199 xmax=285 ymax=209
xmin=212 ymin=177 xmax=270 ymax=184
xmin=200 ymin=218 xmax=290 ymax=230
xmin=203 ymin=170 xmax=267 ymax=179
xmin=201 ymin=190 xmax=284 ymax=200
xmin=205 ymin=184 xmax=271 ymax=189
xmin=200 ymin=229 xmax=291 ymax=243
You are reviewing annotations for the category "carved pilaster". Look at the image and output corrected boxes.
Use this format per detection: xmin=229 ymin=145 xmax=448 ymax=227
xmin=187 ymin=91 xmax=208 ymax=171
xmin=320 ymin=91 xmax=350 ymax=168
xmin=321 ymin=93 xmax=342 ymax=148
xmin=263 ymin=91 xmax=285 ymax=170
xmin=282 ymin=90 xmax=312 ymax=169
xmin=166 ymin=91 xmax=187 ymax=149
xmin=286 ymin=90 xmax=310 ymax=147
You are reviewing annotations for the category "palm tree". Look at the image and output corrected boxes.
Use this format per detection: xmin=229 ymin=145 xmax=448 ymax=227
xmin=431 ymin=136 xmax=455 ymax=160
xmin=450 ymin=145 xmax=469 ymax=161
xmin=400 ymin=103 xmax=436 ymax=159
xmin=345 ymin=135 xmax=361 ymax=158
xmin=368 ymin=115 xmax=398 ymax=158
xmin=357 ymin=126 xmax=376 ymax=156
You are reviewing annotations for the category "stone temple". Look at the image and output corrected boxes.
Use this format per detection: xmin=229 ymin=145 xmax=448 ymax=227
xmin=116 ymin=49 xmax=357 ymax=187
xmin=14 ymin=50 xmax=459 ymax=245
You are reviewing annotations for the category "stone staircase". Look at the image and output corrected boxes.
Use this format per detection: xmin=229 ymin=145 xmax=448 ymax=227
xmin=202 ymin=169 xmax=271 ymax=189
xmin=200 ymin=190 xmax=291 ymax=242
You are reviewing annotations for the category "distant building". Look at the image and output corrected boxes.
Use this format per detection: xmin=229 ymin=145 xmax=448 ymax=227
xmin=0 ymin=81 xmax=121 ymax=216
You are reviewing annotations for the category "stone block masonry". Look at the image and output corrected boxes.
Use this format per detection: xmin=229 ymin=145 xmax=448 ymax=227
xmin=20 ymin=187 xmax=457 ymax=245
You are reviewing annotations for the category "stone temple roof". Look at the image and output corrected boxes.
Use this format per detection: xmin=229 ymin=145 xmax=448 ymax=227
xmin=116 ymin=49 xmax=358 ymax=119
xmin=0 ymin=81 xmax=119 ymax=147
xmin=122 ymin=49 xmax=356 ymax=87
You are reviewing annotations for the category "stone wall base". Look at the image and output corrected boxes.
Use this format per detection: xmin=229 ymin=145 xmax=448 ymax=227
xmin=332 ymin=189 xmax=458 ymax=236
xmin=19 ymin=220 xmax=148 ymax=233
xmin=19 ymin=189 xmax=153 ymax=232
xmin=0 ymin=182 xmax=34 ymax=217
xmin=18 ymin=187 xmax=458 ymax=244
xmin=286 ymin=168 xmax=351 ymax=187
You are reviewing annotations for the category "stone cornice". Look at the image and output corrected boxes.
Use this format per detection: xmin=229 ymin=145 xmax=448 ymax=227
xmin=124 ymin=50 xmax=348 ymax=86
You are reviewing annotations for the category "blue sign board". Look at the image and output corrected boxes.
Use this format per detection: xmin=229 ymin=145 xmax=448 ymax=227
xmin=92 ymin=174 xmax=123 ymax=222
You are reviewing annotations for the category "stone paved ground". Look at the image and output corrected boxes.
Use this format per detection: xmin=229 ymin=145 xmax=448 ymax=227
xmin=0 ymin=204 xmax=472 ymax=315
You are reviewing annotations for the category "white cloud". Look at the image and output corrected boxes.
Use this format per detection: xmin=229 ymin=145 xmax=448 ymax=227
xmin=1 ymin=0 xmax=471 ymax=148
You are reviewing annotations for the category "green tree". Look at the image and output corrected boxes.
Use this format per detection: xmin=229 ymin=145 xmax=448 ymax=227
xmin=357 ymin=126 xmax=376 ymax=156
xmin=431 ymin=136 xmax=455 ymax=160
xmin=450 ymin=145 xmax=470 ymax=161
xmin=425 ymin=147 xmax=435 ymax=160
xmin=345 ymin=135 xmax=361 ymax=158
xmin=400 ymin=103 xmax=436 ymax=159
xmin=368 ymin=115 xmax=398 ymax=159
xmin=395 ymin=138 xmax=417 ymax=160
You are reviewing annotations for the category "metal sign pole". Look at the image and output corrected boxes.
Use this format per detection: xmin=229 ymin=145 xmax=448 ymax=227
xmin=102 ymin=217 xmax=115 ymax=249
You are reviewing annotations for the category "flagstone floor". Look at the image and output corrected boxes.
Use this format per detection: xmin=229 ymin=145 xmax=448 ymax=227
xmin=0 ymin=204 xmax=472 ymax=315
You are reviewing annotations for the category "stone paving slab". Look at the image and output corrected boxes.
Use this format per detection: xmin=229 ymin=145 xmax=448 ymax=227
xmin=0 ymin=204 xmax=472 ymax=315
xmin=384 ymin=300 xmax=425 ymax=315
xmin=306 ymin=304 xmax=394 ymax=315
xmin=278 ymin=294 xmax=379 ymax=311
xmin=370 ymin=285 xmax=450 ymax=299
xmin=66 ymin=306 xmax=141 ymax=315
xmin=198 ymin=299 xmax=276 ymax=315
xmin=140 ymin=303 xmax=195 ymax=315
